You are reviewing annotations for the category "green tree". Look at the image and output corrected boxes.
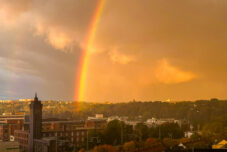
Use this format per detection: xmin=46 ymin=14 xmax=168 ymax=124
xmin=135 ymin=123 xmax=149 ymax=141
xmin=103 ymin=120 xmax=123 ymax=145
xmin=87 ymin=129 xmax=104 ymax=149
xmin=202 ymin=121 xmax=226 ymax=139
xmin=150 ymin=123 xmax=184 ymax=139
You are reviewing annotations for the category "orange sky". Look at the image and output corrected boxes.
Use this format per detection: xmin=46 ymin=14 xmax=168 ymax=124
xmin=0 ymin=0 xmax=227 ymax=102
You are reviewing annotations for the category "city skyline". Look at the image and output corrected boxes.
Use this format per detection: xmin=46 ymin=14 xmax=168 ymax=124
xmin=1 ymin=0 xmax=227 ymax=102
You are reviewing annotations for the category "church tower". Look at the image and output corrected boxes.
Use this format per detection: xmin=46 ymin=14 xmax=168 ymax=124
xmin=29 ymin=93 xmax=43 ymax=152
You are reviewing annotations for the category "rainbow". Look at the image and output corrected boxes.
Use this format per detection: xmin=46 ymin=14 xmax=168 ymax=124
xmin=74 ymin=0 xmax=106 ymax=102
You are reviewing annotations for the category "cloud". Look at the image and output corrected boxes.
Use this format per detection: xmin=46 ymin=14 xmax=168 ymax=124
xmin=0 ymin=0 xmax=99 ymax=52
xmin=0 ymin=0 xmax=227 ymax=101
xmin=0 ymin=0 xmax=31 ymax=27
xmin=0 ymin=0 xmax=30 ymax=17
xmin=108 ymin=49 xmax=136 ymax=64
xmin=47 ymin=31 xmax=73 ymax=51
xmin=155 ymin=59 xmax=196 ymax=84
xmin=34 ymin=23 xmax=74 ymax=51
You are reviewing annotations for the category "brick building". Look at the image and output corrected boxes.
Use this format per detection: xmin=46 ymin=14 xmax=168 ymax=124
xmin=14 ymin=94 xmax=106 ymax=152
xmin=0 ymin=114 xmax=24 ymax=141
xmin=0 ymin=124 xmax=8 ymax=141
xmin=14 ymin=130 xmax=29 ymax=151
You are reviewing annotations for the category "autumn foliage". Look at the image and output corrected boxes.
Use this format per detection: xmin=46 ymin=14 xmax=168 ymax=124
xmin=123 ymin=141 xmax=136 ymax=152
xmin=144 ymin=138 xmax=165 ymax=152
xmin=93 ymin=144 xmax=117 ymax=152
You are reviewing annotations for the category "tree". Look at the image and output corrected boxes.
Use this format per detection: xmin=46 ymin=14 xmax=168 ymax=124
xmin=87 ymin=129 xmax=104 ymax=149
xmin=93 ymin=145 xmax=117 ymax=152
xmin=123 ymin=141 xmax=136 ymax=152
xmin=150 ymin=123 xmax=184 ymax=139
xmin=78 ymin=149 xmax=85 ymax=152
xmin=202 ymin=122 xmax=226 ymax=138
xmin=123 ymin=124 xmax=134 ymax=142
xmin=103 ymin=120 xmax=122 ymax=145
xmin=190 ymin=132 xmax=201 ymax=140
xmin=144 ymin=138 xmax=165 ymax=152
xmin=103 ymin=120 xmax=133 ymax=145
xmin=135 ymin=123 xmax=149 ymax=141
xmin=186 ymin=140 xmax=210 ymax=149
xmin=162 ymin=138 xmax=178 ymax=149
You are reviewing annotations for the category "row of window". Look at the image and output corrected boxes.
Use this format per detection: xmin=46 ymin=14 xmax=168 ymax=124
xmin=14 ymin=132 xmax=29 ymax=138
xmin=71 ymin=137 xmax=85 ymax=143
xmin=42 ymin=131 xmax=86 ymax=138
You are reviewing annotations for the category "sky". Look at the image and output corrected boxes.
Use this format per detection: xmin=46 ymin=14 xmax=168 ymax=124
xmin=0 ymin=0 xmax=227 ymax=102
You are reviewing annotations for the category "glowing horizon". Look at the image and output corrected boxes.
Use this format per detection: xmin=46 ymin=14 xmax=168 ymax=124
xmin=74 ymin=0 xmax=106 ymax=102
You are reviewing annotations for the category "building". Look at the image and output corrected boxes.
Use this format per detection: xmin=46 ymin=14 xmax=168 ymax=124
xmin=14 ymin=94 xmax=107 ymax=152
xmin=15 ymin=121 xmax=105 ymax=151
xmin=14 ymin=130 xmax=29 ymax=151
xmin=42 ymin=120 xmax=85 ymax=132
xmin=0 ymin=114 xmax=25 ymax=141
xmin=184 ymin=131 xmax=194 ymax=138
xmin=85 ymin=119 xmax=107 ymax=129
xmin=0 ymin=141 xmax=19 ymax=152
xmin=145 ymin=117 xmax=186 ymax=127
xmin=29 ymin=93 xmax=43 ymax=152
xmin=34 ymin=137 xmax=57 ymax=152
xmin=107 ymin=116 xmax=128 ymax=122
xmin=18 ymin=99 xmax=34 ymax=102
xmin=0 ymin=124 xmax=8 ymax=141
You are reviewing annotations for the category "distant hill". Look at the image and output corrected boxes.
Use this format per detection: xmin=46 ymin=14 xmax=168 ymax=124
xmin=1 ymin=99 xmax=227 ymax=128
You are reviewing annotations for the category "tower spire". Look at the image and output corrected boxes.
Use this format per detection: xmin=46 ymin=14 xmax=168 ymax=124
xmin=34 ymin=92 xmax=38 ymax=101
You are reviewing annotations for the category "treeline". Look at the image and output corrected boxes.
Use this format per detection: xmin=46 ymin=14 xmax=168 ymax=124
xmin=79 ymin=120 xmax=213 ymax=151
xmin=1 ymin=99 xmax=227 ymax=128
xmin=85 ymin=120 xmax=186 ymax=149
xmin=73 ymin=99 xmax=227 ymax=128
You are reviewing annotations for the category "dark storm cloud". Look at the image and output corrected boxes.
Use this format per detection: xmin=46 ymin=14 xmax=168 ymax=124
xmin=0 ymin=0 xmax=100 ymax=100
xmin=0 ymin=22 xmax=81 ymax=100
